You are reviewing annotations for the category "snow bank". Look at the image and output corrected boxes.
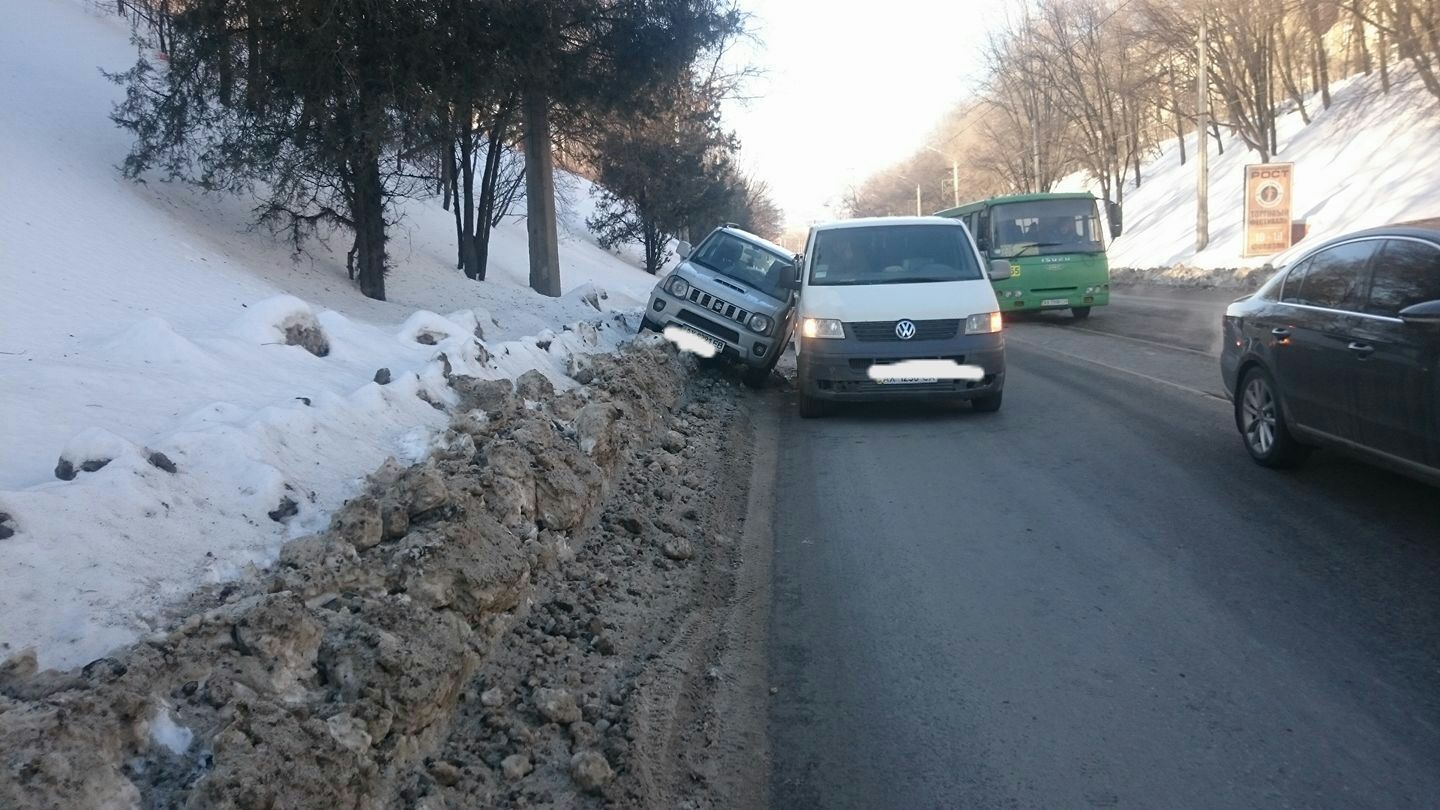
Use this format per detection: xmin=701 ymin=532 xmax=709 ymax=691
xmin=1056 ymin=66 xmax=1440 ymax=275
xmin=0 ymin=0 xmax=664 ymax=670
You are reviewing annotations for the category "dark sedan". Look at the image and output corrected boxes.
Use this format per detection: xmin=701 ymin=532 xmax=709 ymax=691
xmin=1220 ymin=224 xmax=1440 ymax=484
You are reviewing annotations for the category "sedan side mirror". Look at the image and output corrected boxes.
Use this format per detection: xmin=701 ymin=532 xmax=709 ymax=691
xmin=1108 ymin=201 xmax=1124 ymax=239
xmin=988 ymin=258 xmax=1014 ymax=281
xmin=676 ymin=240 xmax=693 ymax=260
xmin=1399 ymin=299 xmax=1440 ymax=326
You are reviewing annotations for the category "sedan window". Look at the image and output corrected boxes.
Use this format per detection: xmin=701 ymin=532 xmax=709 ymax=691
xmin=1280 ymin=240 xmax=1377 ymax=311
xmin=1365 ymin=239 xmax=1440 ymax=317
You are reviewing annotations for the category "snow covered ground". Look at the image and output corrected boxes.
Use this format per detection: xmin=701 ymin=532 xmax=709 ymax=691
xmin=1056 ymin=65 xmax=1440 ymax=277
xmin=0 ymin=0 xmax=664 ymax=669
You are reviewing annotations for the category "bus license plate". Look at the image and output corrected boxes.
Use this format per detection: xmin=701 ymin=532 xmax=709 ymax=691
xmin=879 ymin=377 xmax=939 ymax=385
xmin=1042 ymin=298 xmax=1070 ymax=307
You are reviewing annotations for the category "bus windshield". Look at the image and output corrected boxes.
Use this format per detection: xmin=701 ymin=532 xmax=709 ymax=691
xmin=809 ymin=224 xmax=982 ymax=286
xmin=989 ymin=198 xmax=1103 ymax=258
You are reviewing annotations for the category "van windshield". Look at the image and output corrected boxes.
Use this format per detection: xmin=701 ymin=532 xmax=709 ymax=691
xmin=809 ymin=224 xmax=982 ymax=286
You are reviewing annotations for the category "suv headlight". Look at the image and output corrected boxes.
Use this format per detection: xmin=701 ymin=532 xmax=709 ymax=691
xmin=965 ymin=312 xmax=1003 ymax=334
xmin=748 ymin=314 xmax=772 ymax=334
xmin=667 ymin=276 xmax=690 ymax=298
xmin=801 ymin=318 xmax=845 ymax=339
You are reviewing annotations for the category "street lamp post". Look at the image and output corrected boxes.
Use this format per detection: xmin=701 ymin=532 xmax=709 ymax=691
xmin=925 ymin=145 xmax=961 ymax=208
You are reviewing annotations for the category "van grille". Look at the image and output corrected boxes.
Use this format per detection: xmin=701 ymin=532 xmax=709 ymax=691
xmin=849 ymin=319 xmax=960 ymax=341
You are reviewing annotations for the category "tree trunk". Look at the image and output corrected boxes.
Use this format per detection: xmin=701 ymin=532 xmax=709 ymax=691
xmin=353 ymin=153 xmax=387 ymax=302
xmin=459 ymin=116 xmax=480 ymax=280
xmin=1379 ymin=27 xmax=1391 ymax=92
xmin=523 ymin=93 xmax=561 ymax=297
xmin=1211 ymin=120 xmax=1224 ymax=155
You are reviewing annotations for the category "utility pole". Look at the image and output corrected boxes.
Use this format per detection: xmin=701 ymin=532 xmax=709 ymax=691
xmin=1196 ymin=5 xmax=1210 ymax=251
xmin=1032 ymin=126 xmax=1041 ymax=193
xmin=915 ymin=184 xmax=922 ymax=217
xmin=951 ymin=157 xmax=960 ymax=208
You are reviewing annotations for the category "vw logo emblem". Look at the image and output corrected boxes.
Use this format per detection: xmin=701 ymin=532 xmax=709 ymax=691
xmin=894 ymin=319 xmax=917 ymax=340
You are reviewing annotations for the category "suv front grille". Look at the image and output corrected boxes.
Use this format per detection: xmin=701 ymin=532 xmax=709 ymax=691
xmin=849 ymin=319 xmax=960 ymax=341
xmin=687 ymin=288 xmax=751 ymax=326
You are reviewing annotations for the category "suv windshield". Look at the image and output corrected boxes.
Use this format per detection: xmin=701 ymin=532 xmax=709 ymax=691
xmin=809 ymin=224 xmax=981 ymax=286
xmin=689 ymin=231 xmax=793 ymax=299
xmin=989 ymin=198 xmax=1103 ymax=258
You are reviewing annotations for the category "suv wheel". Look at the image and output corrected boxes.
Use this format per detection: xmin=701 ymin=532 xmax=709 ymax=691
xmin=1236 ymin=367 xmax=1307 ymax=468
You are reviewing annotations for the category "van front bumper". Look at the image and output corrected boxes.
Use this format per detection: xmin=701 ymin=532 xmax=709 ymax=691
xmin=797 ymin=332 xmax=1005 ymax=401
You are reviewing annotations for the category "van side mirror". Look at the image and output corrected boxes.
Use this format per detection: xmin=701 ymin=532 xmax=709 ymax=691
xmin=676 ymin=240 xmax=693 ymax=260
xmin=1399 ymin=299 xmax=1440 ymax=326
xmin=988 ymin=258 xmax=1014 ymax=281
xmin=1108 ymin=201 xmax=1123 ymax=239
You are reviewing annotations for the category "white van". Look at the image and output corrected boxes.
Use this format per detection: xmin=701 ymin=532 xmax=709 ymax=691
xmin=791 ymin=217 xmax=1014 ymax=418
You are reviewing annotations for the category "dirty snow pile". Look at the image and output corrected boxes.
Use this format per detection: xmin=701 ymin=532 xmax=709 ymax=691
xmin=0 ymin=0 xmax=662 ymax=671
xmin=1056 ymin=65 xmax=1440 ymax=279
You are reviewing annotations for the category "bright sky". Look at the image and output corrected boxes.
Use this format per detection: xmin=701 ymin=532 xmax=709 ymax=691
xmin=726 ymin=0 xmax=1004 ymax=227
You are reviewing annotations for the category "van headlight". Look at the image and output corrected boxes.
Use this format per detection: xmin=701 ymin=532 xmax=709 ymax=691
xmin=965 ymin=312 xmax=1003 ymax=334
xmin=801 ymin=318 xmax=845 ymax=339
xmin=748 ymin=314 xmax=772 ymax=334
xmin=667 ymin=276 xmax=690 ymax=298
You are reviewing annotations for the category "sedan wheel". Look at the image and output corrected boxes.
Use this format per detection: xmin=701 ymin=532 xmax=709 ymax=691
xmin=1236 ymin=368 xmax=1307 ymax=468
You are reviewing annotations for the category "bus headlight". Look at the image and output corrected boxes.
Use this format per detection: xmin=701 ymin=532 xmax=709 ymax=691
xmin=667 ymin=276 xmax=690 ymax=298
xmin=802 ymin=318 xmax=845 ymax=339
xmin=965 ymin=312 xmax=1003 ymax=334
xmin=748 ymin=314 xmax=772 ymax=334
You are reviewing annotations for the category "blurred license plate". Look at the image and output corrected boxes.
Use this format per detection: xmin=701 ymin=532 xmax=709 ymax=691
xmin=879 ymin=377 xmax=939 ymax=385
xmin=679 ymin=327 xmax=724 ymax=352
xmin=1042 ymin=298 xmax=1070 ymax=306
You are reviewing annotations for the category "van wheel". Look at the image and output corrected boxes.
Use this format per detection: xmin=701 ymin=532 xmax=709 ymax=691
xmin=798 ymin=390 xmax=830 ymax=419
xmin=742 ymin=366 xmax=772 ymax=389
xmin=1071 ymin=306 xmax=1092 ymax=320
xmin=972 ymin=391 xmax=1003 ymax=413
xmin=1236 ymin=367 xmax=1307 ymax=468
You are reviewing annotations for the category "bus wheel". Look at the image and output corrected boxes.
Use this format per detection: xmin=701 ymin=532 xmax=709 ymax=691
xmin=1071 ymin=306 xmax=1092 ymax=320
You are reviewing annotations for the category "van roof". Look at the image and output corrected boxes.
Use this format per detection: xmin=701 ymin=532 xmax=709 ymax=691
xmin=811 ymin=216 xmax=963 ymax=232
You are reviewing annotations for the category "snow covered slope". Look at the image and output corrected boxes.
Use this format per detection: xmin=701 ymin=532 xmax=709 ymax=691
xmin=1056 ymin=66 xmax=1440 ymax=273
xmin=0 ymin=0 xmax=662 ymax=668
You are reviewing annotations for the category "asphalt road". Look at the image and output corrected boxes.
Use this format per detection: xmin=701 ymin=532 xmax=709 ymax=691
xmin=767 ymin=298 xmax=1440 ymax=809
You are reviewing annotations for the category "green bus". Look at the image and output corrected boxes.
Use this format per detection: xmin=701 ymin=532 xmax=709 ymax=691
xmin=936 ymin=192 xmax=1122 ymax=320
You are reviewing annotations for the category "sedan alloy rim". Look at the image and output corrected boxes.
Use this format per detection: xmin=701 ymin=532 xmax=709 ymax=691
xmin=1242 ymin=378 xmax=1277 ymax=456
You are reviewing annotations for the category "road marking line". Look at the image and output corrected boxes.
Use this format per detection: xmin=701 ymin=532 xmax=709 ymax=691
xmin=1008 ymin=336 xmax=1230 ymax=405
xmin=1033 ymin=322 xmax=1218 ymax=357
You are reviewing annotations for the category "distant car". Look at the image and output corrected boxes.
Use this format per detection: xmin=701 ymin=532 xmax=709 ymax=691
xmin=641 ymin=225 xmax=798 ymax=388
xmin=1220 ymin=224 xmax=1440 ymax=483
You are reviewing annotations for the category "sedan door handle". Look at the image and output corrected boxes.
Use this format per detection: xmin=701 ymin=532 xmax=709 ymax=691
xmin=1347 ymin=341 xmax=1375 ymax=357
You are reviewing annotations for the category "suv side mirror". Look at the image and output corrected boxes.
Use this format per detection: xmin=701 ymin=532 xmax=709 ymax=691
xmin=1108 ymin=201 xmax=1123 ymax=239
xmin=988 ymin=258 xmax=1014 ymax=281
xmin=781 ymin=256 xmax=803 ymax=290
xmin=676 ymin=240 xmax=693 ymax=260
xmin=1399 ymin=299 xmax=1440 ymax=326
